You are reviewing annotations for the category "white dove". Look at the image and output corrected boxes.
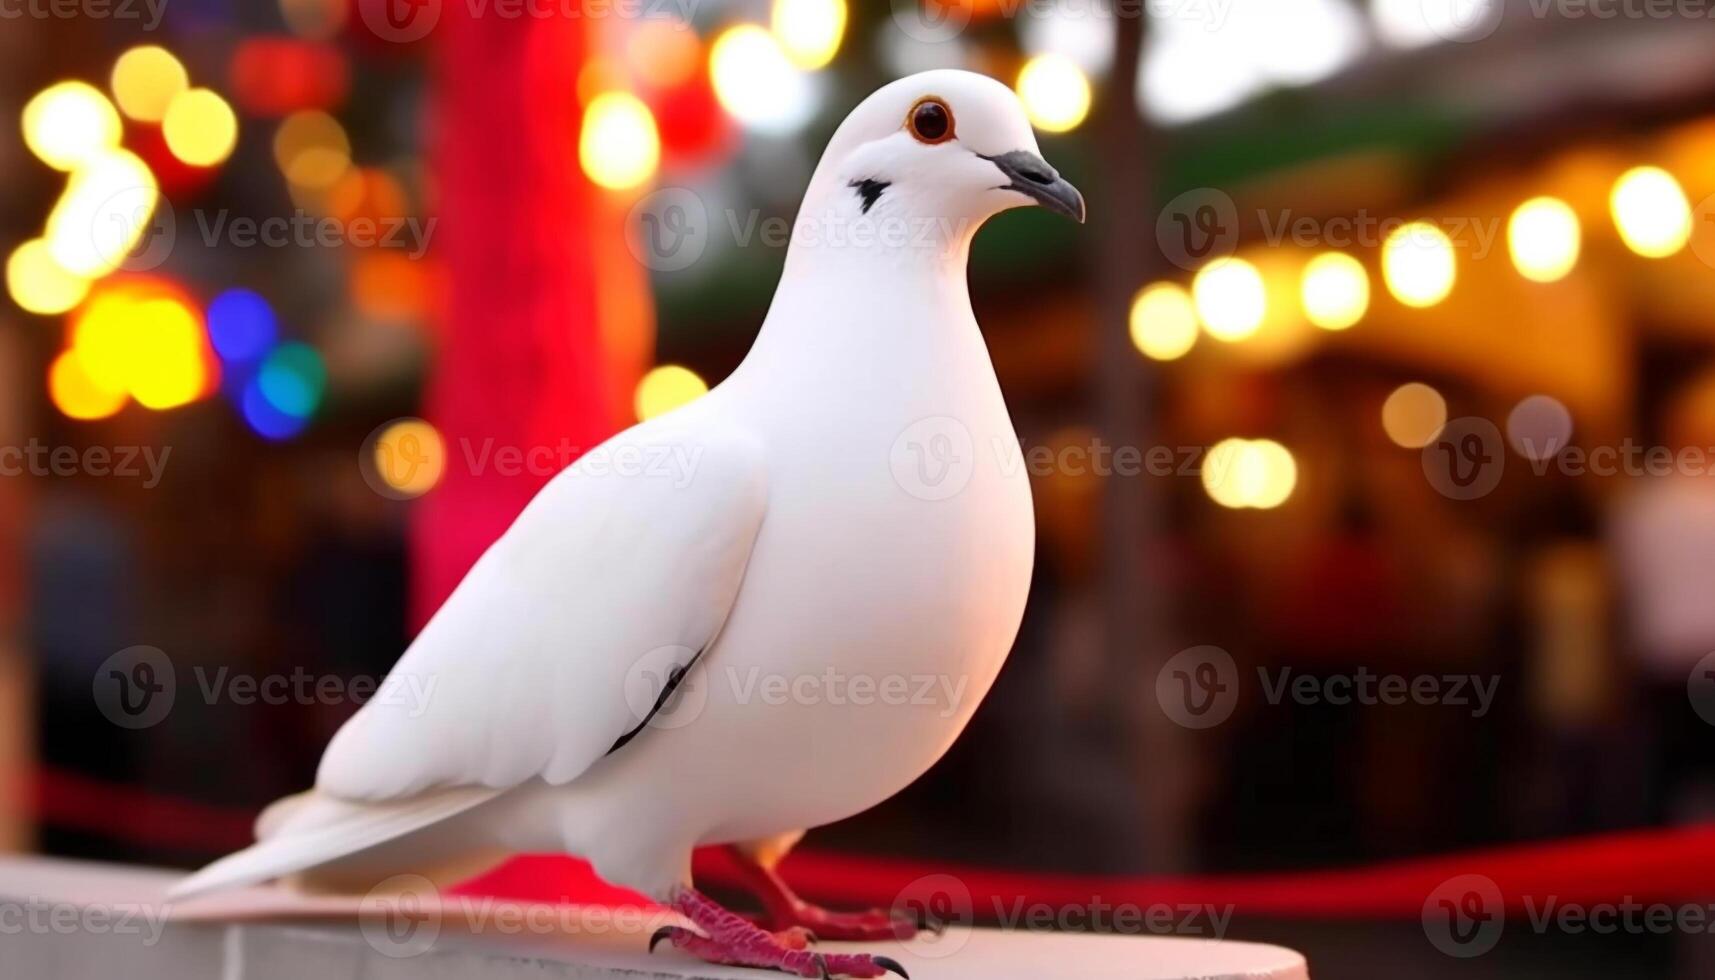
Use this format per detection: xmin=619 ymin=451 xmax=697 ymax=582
xmin=170 ymin=69 xmax=1084 ymax=978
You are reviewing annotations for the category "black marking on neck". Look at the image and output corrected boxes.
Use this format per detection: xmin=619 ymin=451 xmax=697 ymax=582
xmin=849 ymin=178 xmax=890 ymax=214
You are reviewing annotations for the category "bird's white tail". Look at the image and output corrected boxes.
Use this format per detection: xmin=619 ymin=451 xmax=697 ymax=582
xmin=167 ymin=786 xmax=504 ymax=902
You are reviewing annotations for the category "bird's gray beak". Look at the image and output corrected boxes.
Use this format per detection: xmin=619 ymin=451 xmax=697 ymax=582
xmin=982 ymin=150 xmax=1086 ymax=223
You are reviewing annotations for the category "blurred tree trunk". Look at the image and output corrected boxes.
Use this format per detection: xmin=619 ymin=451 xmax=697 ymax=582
xmin=1093 ymin=13 xmax=1191 ymax=873
xmin=413 ymin=11 xmax=651 ymax=621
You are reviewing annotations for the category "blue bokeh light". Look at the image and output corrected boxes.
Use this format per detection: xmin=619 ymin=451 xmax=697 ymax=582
xmin=207 ymin=289 xmax=278 ymax=364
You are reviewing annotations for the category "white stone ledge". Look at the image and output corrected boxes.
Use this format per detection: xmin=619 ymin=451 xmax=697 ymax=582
xmin=0 ymin=856 xmax=1309 ymax=979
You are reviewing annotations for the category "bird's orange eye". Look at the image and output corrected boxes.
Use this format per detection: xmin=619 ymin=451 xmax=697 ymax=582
xmin=907 ymin=97 xmax=954 ymax=145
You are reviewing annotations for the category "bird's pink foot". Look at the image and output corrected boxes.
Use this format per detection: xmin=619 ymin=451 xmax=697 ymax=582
xmin=723 ymin=843 xmax=924 ymax=942
xmin=653 ymin=887 xmax=910 ymax=979
xmin=761 ymin=902 xmax=921 ymax=942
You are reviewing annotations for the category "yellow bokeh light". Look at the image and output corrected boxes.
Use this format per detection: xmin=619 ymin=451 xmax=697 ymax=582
xmin=635 ymin=364 xmax=708 ymax=421
xmin=7 ymin=239 xmax=90 ymax=316
xmin=1300 ymin=252 xmax=1368 ymax=331
xmin=1381 ymin=382 xmax=1447 ymax=448
xmin=110 ymin=46 xmax=189 ymax=123
xmin=1128 ymin=282 xmax=1198 ymax=361
xmin=274 ymin=111 xmax=352 ymax=190
xmin=1508 ymin=196 xmax=1580 ymax=283
xmin=1203 ymin=438 xmax=1297 ymax=510
xmin=49 ymin=349 xmax=127 ymax=421
xmin=71 ymin=289 xmax=145 ymax=396
xmin=1382 ymin=221 xmax=1455 ymax=308
xmin=1193 ymin=257 xmax=1266 ymax=341
xmin=71 ymin=286 xmax=211 ymax=411
xmin=162 ymin=88 xmax=239 ymax=167
xmin=22 ymin=81 xmax=122 ymax=171
xmin=1611 ymin=165 xmax=1691 ymax=259
xmin=46 ymin=149 xmax=159 ymax=278
xmin=771 ymin=0 xmax=846 ymax=70
xmin=372 ymin=419 xmax=446 ymax=498
xmin=127 ymin=298 xmax=211 ymax=409
xmin=579 ymin=92 xmax=661 ymax=191
xmin=1016 ymin=54 xmax=1092 ymax=134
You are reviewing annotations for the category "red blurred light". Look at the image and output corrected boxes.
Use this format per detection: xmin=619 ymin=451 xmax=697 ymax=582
xmin=229 ymin=38 xmax=350 ymax=117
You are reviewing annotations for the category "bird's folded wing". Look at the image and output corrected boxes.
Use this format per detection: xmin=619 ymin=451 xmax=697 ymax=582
xmin=316 ymin=419 xmax=768 ymax=802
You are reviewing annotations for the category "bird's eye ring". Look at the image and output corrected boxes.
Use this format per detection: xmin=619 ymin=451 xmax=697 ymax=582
xmin=906 ymin=97 xmax=954 ymax=145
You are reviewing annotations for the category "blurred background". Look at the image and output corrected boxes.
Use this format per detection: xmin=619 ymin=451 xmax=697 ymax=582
xmin=5 ymin=0 xmax=1715 ymax=976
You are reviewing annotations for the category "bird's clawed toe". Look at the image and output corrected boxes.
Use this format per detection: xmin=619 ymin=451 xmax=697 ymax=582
xmin=873 ymin=955 xmax=910 ymax=979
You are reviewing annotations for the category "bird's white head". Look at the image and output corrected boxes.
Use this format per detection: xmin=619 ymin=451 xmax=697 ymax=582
xmin=791 ymin=69 xmax=1084 ymax=262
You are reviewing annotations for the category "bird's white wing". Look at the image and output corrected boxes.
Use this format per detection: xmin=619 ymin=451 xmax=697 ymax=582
xmin=317 ymin=416 xmax=767 ymax=801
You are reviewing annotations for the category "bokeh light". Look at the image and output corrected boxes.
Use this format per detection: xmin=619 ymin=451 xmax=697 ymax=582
xmin=257 ymin=342 xmax=327 ymax=419
xmin=48 ymin=349 xmax=127 ymax=421
xmin=635 ymin=364 xmax=708 ymax=420
xmin=371 ymin=418 xmax=446 ymax=498
xmin=771 ymin=0 xmax=846 ymax=71
xmin=162 ymin=88 xmax=239 ymax=167
xmin=23 ymin=81 xmax=122 ymax=171
xmin=1381 ymin=382 xmax=1448 ymax=448
xmin=710 ymin=25 xmax=816 ymax=135
xmin=1016 ymin=54 xmax=1092 ymax=134
xmin=6 ymin=239 xmax=89 ymax=315
xmin=110 ymin=46 xmax=188 ymax=123
xmin=1508 ymin=196 xmax=1581 ymax=283
xmin=1203 ymin=438 xmax=1297 ymax=510
xmin=69 ymin=284 xmax=214 ymax=412
xmin=46 ymin=149 xmax=159 ymax=277
xmin=1610 ymin=165 xmax=1691 ymax=259
xmin=1300 ymin=252 xmax=1369 ymax=330
xmin=126 ymin=297 xmax=214 ymax=410
xmin=1381 ymin=221 xmax=1455 ymax=308
xmin=579 ymin=92 xmax=661 ymax=191
xmin=1128 ymin=282 xmax=1198 ymax=361
xmin=274 ymin=111 xmax=351 ymax=191
xmin=241 ymin=377 xmax=310 ymax=440
xmin=1371 ymin=0 xmax=1499 ymax=47
xmin=279 ymin=0 xmax=348 ymax=40
xmin=1193 ymin=257 xmax=1267 ymax=341
xmin=207 ymin=288 xmax=279 ymax=364
xmin=1506 ymin=394 xmax=1574 ymax=461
